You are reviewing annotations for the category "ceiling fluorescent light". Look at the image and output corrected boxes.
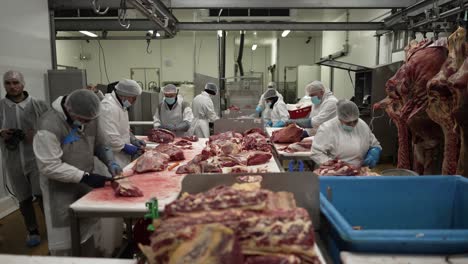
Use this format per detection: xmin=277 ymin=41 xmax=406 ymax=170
xmin=252 ymin=44 xmax=257 ymax=51
xmin=281 ymin=30 xmax=290 ymax=38
xmin=79 ymin=31 xmax=98 ymax=37
xmin=156 ymin=32 xmax=161 ymax=37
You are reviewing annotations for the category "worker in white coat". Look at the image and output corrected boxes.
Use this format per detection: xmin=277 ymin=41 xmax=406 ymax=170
xmin=255 ymin=82 xmax=284 ymax=117
xmin=0 ymin=70 xmax=49 ymax=247
xmin=292 ymin=80 xmax=338 ymax=137
xmin=190 ymin=83 xmax=219 ymax=138
xmin=98 ymin=79 xmax=145 ymax=167
xmin=311 ymin=99 xmax=382 ymax=167
xmin=153 ymin=84 xmax=194 ymax=137
xmin=33 ymin=89 xmax=122 ymax=256
xmin=263 ymin=89 xmax=289 ymax=127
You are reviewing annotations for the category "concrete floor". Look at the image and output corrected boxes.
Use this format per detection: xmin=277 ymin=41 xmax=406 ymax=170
xmin=0 ymin=201 xmax=49 ymax=255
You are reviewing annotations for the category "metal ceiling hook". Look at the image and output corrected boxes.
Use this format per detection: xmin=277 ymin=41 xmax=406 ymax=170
xmin=91 ymin=0 xmax=109 ymax=15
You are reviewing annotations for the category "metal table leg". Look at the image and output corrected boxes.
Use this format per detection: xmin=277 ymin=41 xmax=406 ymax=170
xmin=70 ymin=208 xmax=81 ymax=256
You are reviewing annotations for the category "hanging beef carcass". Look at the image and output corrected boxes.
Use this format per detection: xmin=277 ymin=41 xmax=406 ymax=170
xmin=426 ymin=27 xmax=468 ymax=175
xmin=448 ymin=46 xmax=468 ymax=177
xmin=147 ymin=128 xmax=175 ymax=143
xmin=375 ymin=38 xmax=447 ymax=174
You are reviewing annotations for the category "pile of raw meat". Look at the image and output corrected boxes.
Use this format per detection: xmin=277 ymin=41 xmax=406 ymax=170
xmin=111 ymin=142 xmax=190 ymax=197
xmin=375 ymin=26 xmax=468 ymax=176
xmin=176 ymin=129 xmax=273 ymax=174
xmin=140 ymin=182 xmax=321 ymax=264
xmin=314 ymin=159 xmax=379 ymax=176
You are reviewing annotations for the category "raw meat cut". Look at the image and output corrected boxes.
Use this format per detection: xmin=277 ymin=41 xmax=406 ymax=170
xmin=242 ymin=132 xmax=272 ymax=152
xmin=314 ymin=159 xmax=380 ymax=176
xmin=182 ymin=135 xmax=198 ymax=142
xmin=164 ymin=185 xmax=269 ymax=216
xmin=279 ymin=137 xmax=313 ymax=153
xmin=271 ymin=124 xmax=303 ymax=143
xmin=154 ymin=144 xmax=185 ymax=161
xmin=314 ymin=159 xmax=360 ymax=176
xmin=175 ymin=162 xmax=201 ymax=174
xmin=209 ymin=131 xmax=243 ymax=142
xmin=375 ymin=38 xmax=447 ymax=174
xmin=228 ymin=105 xmax=241 ymax=111
xmin=133 ymin=150 xmax=170 ymax=173
xmin=204 ymin=138 xmax=243 ymax=156
xmin=140 ymin=223 xmax=243 ymax=264
xmin=245 ymin=151 xmax=273 ymax=166
xmin=111 ymin=179 xmax=144 ymax=197
xmin=141 ymin=182 xmax=320 ymax=264
xmin=218 ymin=151 xmax=272 ymax=167
xmin=426 ymin=27 xmax=467 ymax=175
xmin=152 ymin=208 xmax=317 ymax=263
xmin=175 ymin=160 xmax=222 ymax=175
xmin=147 ymin=128 xmax=175 ymax=143
xmin=244 ymin=128 xmax=267 ymax=137
xmin=174 ymin=139 xmax=192 ymax=147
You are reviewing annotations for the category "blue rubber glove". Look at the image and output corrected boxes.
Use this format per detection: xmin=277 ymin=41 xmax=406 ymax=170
xmin=80 ymin=173 xmax=108 ymax=188
xmin=300 ymin=130 xmax=309 ymax=139
xmin=62 ymin=127 xmax=80 ymax=144
xmin=363 ymin=147 xmax=382 ymax=168
xmin=107 ymin=161 xmax=122 ymax=177
xmin=130 ymin=136 xmax=146 ymax=148
xmin=255 ymin=106 xmax=263 ymax=114
xmin=265 ymin=120 xmax=273 ymax=127
xmin=122 ymin=144 xmax=139 ymax=155
xmin=272 ymin=120 xmax=286 ymax=127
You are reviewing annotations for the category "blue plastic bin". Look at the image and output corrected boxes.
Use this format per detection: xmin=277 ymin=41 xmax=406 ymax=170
xmin=320 ymin=176 xmax=468 ymax=263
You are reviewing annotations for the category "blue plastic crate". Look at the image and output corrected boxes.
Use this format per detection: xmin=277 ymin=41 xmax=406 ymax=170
xmin=320 ymin=176 xmax=468 ymax=263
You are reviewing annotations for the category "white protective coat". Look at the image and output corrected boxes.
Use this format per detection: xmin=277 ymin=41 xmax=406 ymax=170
xmin=33 ymin=97 xmax=104 ymax=252
xmin=309 ymin=88 xmax=338 ymax=129
xmin=311 ymin=117 xmax=381 ymax=166
xmin=190 ymin=91 xmax=219 ymax=138
xmin=153 ymin=95 xmax=194 ymax=137
xmin=257 ymin=90 xmax=284 ymax=119
xmin=265 ymin=99 xmax=289 ymax=124
xmin=98 ymin=92 xmax=131 ymax=167
xmin=0 ymin=93 xmax=48 ymax=201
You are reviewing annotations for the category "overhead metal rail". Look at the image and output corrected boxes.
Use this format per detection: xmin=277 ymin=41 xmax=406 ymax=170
xmin=55 ymin=19 xmax=385 ymax=32
xmin=384 ymin=0 xmax=468 ymax=29
xmin=50 ymin=0 xmax=419 ymax=9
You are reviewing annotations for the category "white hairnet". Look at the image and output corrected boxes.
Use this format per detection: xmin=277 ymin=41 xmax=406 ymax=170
xmin=162 ymin=84 xmax=177 ymax=94
xmin=65 ymin=89 xmax=101 ymax=120
xmin=305 ymin=80 xmax=326 ymax=94
xmin=337 ymin=99 xmax=359 ymax=122
xmin=114 ymin=79 xmax=142 ymax=96
xmin=204 ymin=83 xmax=218 ymax=94
xmin=264 ymin=88 xmax=277 ymax=100
xmin=3 ymin=70 xmax=25 ymax=85
xmin=267 ymin=82 xmax=276 ymax=89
